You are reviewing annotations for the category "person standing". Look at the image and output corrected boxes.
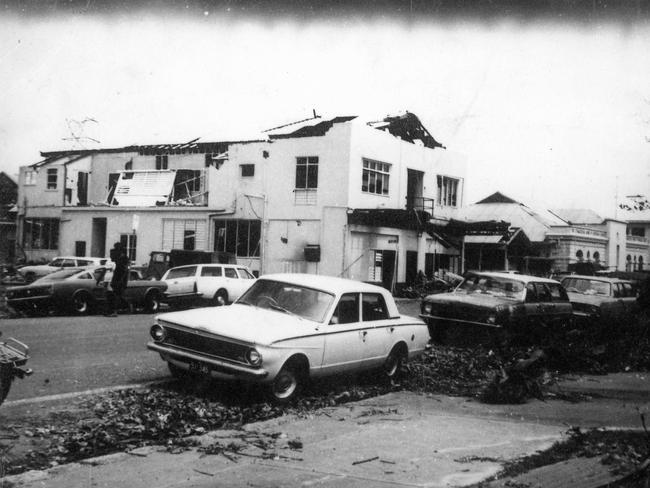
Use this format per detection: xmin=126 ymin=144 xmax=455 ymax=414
xmin=106 ymin=242 xmax=129 ymax=317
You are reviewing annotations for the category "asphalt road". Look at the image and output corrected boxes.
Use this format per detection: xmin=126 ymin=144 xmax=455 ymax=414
xmin=1 ymin=312 xmax=169 ymax=401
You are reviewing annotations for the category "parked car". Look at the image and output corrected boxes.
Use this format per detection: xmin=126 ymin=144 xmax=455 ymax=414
xmin=19 ymin=256 xmax=108 ymax=282
xmin=5 ymin=266 xmax=167 ymax=316
xmin=560 ymin=275 xmax=638 ymax=321
xmin=161 ymin=263 xmax=256 ymax=308
xmin=148 ymin=273 xmax=430 ymax=402
xmin=420 ymin=272 xmax=573 ymax=343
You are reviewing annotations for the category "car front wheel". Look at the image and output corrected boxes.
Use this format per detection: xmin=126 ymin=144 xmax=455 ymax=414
xmin=269 ymin=364 xmax=302 ymax=403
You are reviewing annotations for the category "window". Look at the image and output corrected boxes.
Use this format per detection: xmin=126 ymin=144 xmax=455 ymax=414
xmin=295 ymin=156 xmax=318 ymax=189
xmin=333 ymin=293 xmax=359 ymax=324
xmin=23 ymin=218 xmax=59 ymax=250
xmin=200 ymin=266 xmax=223 ymax=277
xmin=362 ymin=293 xmax=389 ymax=321
xmin=162 ymin=219 xmax=206 ymax=250
xmin=214 ymin=219 xmax=261 ymax=257
xmin=240 ymin=164 xmax=255 ymax=177
xmin=47 ymin=168 xmax=58 ymax=190
xmin=166 ymin=266 xmax=197 ymax=279
xmin=224 ymin=267 xmax=238 ymax=278
xmin=547 ymin=283 xmax=569 ymax=302
xmin=183 ymin=230 xmax=195 ymax=250
xmin=436 ymin=176 xmax=459 ymax=207
xmin=119 ymin=234 xmax=137 ymax=262
xmin=630 ymin=227 xmax=646 ymax=237
xmin=24 ymin=170 xmax=36 ymax=185
xmin=237 ymin=268 xmax=256 ymax=279
xmin=362 ymin=159 xmax=390 ymax=195
xmin=155 ymin=155 xmax=168 ymax=170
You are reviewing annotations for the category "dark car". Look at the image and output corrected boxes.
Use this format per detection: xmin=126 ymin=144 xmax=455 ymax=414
xmin=419 ymin=272 xmax=573 ymax=343
xmin=560 ymin=275 xmax=638 ymax=321
xmin=5 ymin=266 xmax=167 ymax=316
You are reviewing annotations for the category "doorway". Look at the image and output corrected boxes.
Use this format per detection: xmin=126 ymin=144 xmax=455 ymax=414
xmin=91 ymin=218 xmax=107 ymax=258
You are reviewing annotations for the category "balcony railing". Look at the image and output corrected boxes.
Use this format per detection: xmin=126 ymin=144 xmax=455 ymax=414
xmin=406 ymin=196 xmax=434 ymax=216
xmin=626 ymin=234 xmax=649 ymax=245
xmin=547 ymin=226 xmax=608 ymax=239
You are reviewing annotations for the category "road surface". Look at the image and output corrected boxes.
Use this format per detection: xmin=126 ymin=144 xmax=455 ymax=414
xmin=1 ymin=313 xmax=168 ymax=401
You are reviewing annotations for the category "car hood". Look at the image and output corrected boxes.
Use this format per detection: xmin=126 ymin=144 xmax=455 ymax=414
xmin=157 ymin=304 xmax=319 ymax=345
xmin=19 ymin=265 xmax=55 ymax=274
xmin=425 ymin=292 xmax=516 ymax=309
xmin=566 ymin=293 xmax=608 ymax=306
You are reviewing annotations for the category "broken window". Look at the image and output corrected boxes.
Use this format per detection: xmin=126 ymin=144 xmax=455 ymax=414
xmin=436 ymin=176 xmax=459 ymax=207
xmin=155 ymin=155 xmax=168 ymax=170
xmin=47 ymin=168 xmax=58 ymax=190
xmin=172 ymin=169 xmax=205 ymax=205
xmin=362 ymin=158 xmax=390 ymax=195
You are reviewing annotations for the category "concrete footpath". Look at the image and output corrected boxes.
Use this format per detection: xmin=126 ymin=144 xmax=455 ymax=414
xmin=4 ymin=373 xmax=650 ymax=488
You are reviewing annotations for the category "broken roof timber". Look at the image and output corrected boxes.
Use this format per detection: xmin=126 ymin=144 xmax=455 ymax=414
xmin=367 ymin=112 xmax=445 ymax=150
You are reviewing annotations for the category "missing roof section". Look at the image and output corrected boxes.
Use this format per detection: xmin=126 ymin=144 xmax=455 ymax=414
xmin=264 ymin=115 xmax=358 ymax=139
xmin=368 ymin=112 xmax=445 ymax=149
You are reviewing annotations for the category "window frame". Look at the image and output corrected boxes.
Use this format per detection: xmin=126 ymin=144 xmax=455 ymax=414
xmin=119 ymin=233 xmax=137 ymax=262
xmin=46 ymin=168 xmax=58 ymax=190
xmin=362 ymin=158 xmax=391 ymax=196
xmin=155 ymin=154 xmax=169 ymax=170
xmin=240 ymin=164 xmax=255 ymax=177
xmin=436 ymin=175 xmax=460 ymax=207
xmin=295 ymin=156 xmax=319 ymax=190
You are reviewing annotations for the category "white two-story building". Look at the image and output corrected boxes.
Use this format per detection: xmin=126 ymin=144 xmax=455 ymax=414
xmin=16 ymin=112 xmax=466 ymax=290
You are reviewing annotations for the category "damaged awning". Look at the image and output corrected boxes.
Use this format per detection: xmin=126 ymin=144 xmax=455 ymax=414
xmin=111 ymin=170 xmax=176 ymax=206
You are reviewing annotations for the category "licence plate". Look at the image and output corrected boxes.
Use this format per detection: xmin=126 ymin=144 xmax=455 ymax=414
xmin=188 ymin=361 xmax=210 ymax=375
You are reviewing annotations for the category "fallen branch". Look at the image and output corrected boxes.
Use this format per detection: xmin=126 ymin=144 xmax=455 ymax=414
xmin=353 ymin=456 xmax=379 ymax=465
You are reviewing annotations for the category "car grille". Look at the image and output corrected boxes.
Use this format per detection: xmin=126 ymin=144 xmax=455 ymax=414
xmin=160 ymin=323 xmax=249 ymax=364
xmin=7 ymin=287 xmax=51 ymax=300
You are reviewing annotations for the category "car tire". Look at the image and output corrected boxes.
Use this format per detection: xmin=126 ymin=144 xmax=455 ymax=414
xmin=213 ymin=289 xmax=228 ymax=306
xmin=144 ymin=291 xmax=161 ymax=313
xmin=383 ymin=345 xmax=406 ymax=380
xmin=269 ymin=363 xmax=303 ymax=403
xmin=72 ymin=291 xmax=92 ymax=315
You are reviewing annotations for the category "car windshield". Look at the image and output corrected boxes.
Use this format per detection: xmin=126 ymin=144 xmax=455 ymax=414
xmin=237 ymin=279 xmax=335 ymax=323
xmin=561 ymin=278 xmax=611 ymax=296
xmin=33 ymin=269 xmax=82 ymax=283
xmin=456 ymin=274 xmax=525 ymax=300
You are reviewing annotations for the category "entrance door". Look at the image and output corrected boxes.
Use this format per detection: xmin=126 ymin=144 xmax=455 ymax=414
xmin=406 ymin=251 xmax=418 ymax=284
xmin=381 ymin=250 xmax=396 ymax=292
xmin=91 ymin=218 xmax=107 ymax=258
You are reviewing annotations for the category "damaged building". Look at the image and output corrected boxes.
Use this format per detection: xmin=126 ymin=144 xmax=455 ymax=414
xmin=15 ymin=112 xmax=466 ymax=290
xmin=457 ymin=192 xmax=648 ymax=274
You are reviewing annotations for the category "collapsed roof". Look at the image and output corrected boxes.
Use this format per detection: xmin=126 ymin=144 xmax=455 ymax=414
xmin=264 ymin=111 xmax=445 ymax=149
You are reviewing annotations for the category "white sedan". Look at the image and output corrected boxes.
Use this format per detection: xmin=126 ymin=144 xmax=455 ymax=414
xmin=148 ymin=273 xmax=430 ymax=402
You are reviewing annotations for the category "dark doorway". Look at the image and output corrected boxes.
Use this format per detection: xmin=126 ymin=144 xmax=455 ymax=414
xmin=91 ymin=218 xmax=107 ymax=258
xmin=77 ymin=172 xmax=88 ymax=206
xmin=75 ymin=241 xmax=86 ymax=257
xmin=381 ymin=250 xmax=397 ymax=292
xmin=406 ymin=169 xmax=424 ymax=210
xmin=406 ymin=250 xmax=418 ymax=284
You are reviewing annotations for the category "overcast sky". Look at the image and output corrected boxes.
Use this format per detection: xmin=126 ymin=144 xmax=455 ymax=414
xmin=1 ymin=5 xmax=649 ymax=218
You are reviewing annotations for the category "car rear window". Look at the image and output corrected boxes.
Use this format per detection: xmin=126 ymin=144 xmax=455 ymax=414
xmin=362 ymin=293 xmax=389 ymax=321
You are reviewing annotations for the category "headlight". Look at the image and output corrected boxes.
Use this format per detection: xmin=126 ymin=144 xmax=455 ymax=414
xmin=246 ymin=348 xmax=262 ymax=366
xmin=150 ymin=324 xmax=166 ymax=341
xmin=422 ymin=303 xmax=433 ymax=314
